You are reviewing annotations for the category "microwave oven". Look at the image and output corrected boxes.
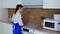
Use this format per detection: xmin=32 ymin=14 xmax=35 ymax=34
xmin=43 ymin=19 xmax=60 ymax=31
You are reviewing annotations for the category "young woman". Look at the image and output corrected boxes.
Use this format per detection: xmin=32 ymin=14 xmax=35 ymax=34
xmin=12 ymin=4 xmax=24 ymax=34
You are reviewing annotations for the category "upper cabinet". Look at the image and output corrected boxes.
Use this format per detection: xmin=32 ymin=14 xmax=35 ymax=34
xmin=43 ymin=0 xmax=60 ymax=9
xmin=22 ymin=0 xmax=43 ymax=5
xmin=3 ymin=0 xmax=60 ymax=8
xmin=22 ymin=0 xmax=43 ymax=8
xmin=3 ymin=0 xmax=43 ymax=8
xmin=3 ymin=0 xmax=22 ymax=8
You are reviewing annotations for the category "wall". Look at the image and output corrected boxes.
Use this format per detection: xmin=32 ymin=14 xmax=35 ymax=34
xmin=0 ymin=9 xmax=8 ymax=20
xmin=0 ymin=0 xmax=2 ymax=8
xmin=0 ymin=0 xmax=8 ymax=20
xmin=8 ymin=8 xmax=60 ymax=26
xmin=0 ymin=0 xmax=8 ymax=34
xmin=23 ymin=8 xmax=60 ymax=26
xmin=0 ymin=0 xmax=2 ymax=34
xmin=0 ymin=0 xmax=2 ymax=33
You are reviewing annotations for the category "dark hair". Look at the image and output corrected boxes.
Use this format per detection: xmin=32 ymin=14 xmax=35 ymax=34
xmin=14 ymin=4 xmax=23 ymax=14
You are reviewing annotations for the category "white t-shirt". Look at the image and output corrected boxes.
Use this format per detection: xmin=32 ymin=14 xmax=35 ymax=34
xmin=12 ymin=11 xmax=23 ymax=26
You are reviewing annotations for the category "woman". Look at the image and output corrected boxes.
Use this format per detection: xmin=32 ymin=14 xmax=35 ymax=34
xmin=12 ymin=4 xmax=24 ymax=34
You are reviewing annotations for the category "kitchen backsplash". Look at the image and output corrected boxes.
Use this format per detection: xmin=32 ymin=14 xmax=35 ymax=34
xmin=8 ymin=8 xmax=60 ymax=26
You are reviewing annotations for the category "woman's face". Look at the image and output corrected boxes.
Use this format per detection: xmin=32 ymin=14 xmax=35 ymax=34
xmin=19 ymin=7 xmax=23 ymax=12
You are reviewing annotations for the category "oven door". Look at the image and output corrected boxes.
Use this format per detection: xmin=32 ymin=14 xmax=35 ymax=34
xmin=22 ymin=27 xmax=33 ymax=34
xmin=22 ymin=31 xmax=33 ymax=34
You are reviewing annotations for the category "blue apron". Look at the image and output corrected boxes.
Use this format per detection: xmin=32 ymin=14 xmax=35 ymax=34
xmin=13 ymin=23 xmax=22 ymax=34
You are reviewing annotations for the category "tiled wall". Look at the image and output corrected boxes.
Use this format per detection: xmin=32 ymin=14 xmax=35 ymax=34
xmin=8 ymin=8 xmax=60 ymax=26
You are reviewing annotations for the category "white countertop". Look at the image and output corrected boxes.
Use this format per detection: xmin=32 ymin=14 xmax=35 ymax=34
xmin=0 ymin=19 xmax=13 ymax=24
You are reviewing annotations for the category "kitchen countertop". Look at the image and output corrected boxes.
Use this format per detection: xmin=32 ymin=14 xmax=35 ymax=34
xmin=23 ymin=26 xmax=60 ymax=34
xmin=23 ymin=22 xmax=60 ymax=34
xmin=0 ymin=20 xmax=13 ymax=24
xmin=0 ymin=20 xmax=60 ymax=34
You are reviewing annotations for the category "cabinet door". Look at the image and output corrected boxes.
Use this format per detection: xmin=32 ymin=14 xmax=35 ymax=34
xmin=34 ymin=30 xmax=43 ymax=34
xmin=3 ymin=0 xmax=22 ymax=8
xmin=0 ymin=22 xmax=13 ymax=34
xmin=43 ymin=0 xmax=60 ymax=9
xmin=22 ymin=0 xmax=43 ymax=5
xmin=34 ymin=30 xmax=50 ymax=34
xmin=22 ymin=31 xmax=32 ymax=34
xmin=3 ymin=23 xmax=13 ymax=34
xmin=0 ymin=22 xmax=3 ymax=34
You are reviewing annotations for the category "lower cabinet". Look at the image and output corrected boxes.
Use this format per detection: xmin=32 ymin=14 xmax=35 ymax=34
xmin=0 ymin=22 xmax=3 ymax=34
xmin=22 ymin=31 xmax=33 ymax=34
xmin=34 ymin=30 xmax=43 ymax=34
xmin=0 ymin=22 xmax=13 ymax=34
xmin=34 ymin=30 xmax=49 ymax=34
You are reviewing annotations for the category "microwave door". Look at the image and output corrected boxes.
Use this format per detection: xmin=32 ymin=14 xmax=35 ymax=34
xmin=45 ymin=22 xmax=55 ymax=28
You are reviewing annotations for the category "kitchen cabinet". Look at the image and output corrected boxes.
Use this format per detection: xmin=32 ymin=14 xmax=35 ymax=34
xmin=34 ymin=30 xmax=43 ymax=34
xmin=22 ymin=31 xmax=33 ymax=34
xmin=3 ymin=0 xmax=60 ymax=8
xmin=22 ymin=0 xmax=43 ymax=5
xmin=3 ymin=0 xmax=43 ymax=8
xmin=0 ymin=22 xmax=3 ymax=34
xmin=0 ymin=22 xmax=13 ymax=34
xmin=22 ymin=0 xmax=43 ymax=8
xmin=34 ymin=30 xmax=50 ymax=34
xmin=3 ymin=0 xmax=22 ymax=8
xmin=43 ymin=0 xmax=60 ymax=9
